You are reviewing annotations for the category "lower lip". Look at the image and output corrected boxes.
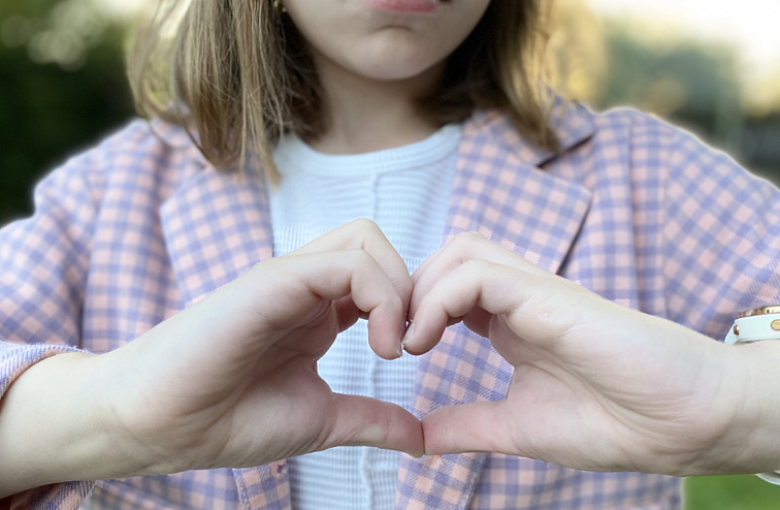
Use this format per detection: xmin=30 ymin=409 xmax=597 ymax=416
xmin=362 ymin=0 xmax=440 ymax=14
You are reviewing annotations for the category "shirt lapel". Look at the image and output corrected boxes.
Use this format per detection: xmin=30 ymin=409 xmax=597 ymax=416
xmin=397 ymin=103 xmax=595 ymax=510
xmin=158 ymin=143 xmax=289 ymax=509
xmin=156 ymin=103 xmax=596 ymax=510
xmin=159 ymin=160 xmax=274 ymax=308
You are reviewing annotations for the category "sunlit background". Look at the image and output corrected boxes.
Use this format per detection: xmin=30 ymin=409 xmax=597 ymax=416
xmin=1 ymin=1 xmax=779 ymax=506
xmin=2 ymin=0 xmax=780 ymax=225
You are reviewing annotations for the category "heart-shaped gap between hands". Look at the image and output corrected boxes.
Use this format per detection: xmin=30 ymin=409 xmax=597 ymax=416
xmin=99 ymin=220 xmax=736 ymax=479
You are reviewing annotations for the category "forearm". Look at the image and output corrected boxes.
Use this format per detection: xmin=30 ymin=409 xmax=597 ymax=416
xmin=0 ymin=352 xmax=149 ymax=498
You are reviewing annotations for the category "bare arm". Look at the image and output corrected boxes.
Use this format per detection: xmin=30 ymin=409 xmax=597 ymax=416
xmin=0 ymin=220 xmax=424 ymax=499
xmin=0 ymin=353 xmax=130 ymax=498
xmin=408 ymin=233 xmax=780 ymax=477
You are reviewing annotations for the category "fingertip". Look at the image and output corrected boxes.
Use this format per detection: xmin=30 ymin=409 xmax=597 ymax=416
xmin=406 ymin=444 xmax=426 ymax=459
xmin=366 ymin=298 xmax=407 ymax=360
xmin=349 ymin=399 xmax=424 ymax=454
xmin=400 ymin=416 xmax=426 ymax=458
xmin=401 ymin=320 xmax=415 ymax=347
xmin=398 ymin=275 xmax=414 ymax=312
xmin=421 ymin=401 xmax=507 ymax=456
xmin=400 ymin=314 xmax=447 ymax=356
xmin=333 ymin=298 xmax=362 ymax=333
xmin=401 ymin=330 xmax=424 ymax=357
xmin=420 ymin=408 xmax=451 ymax=456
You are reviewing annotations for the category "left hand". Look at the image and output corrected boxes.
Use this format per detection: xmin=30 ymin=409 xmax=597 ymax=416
xmin=404 ymin=232 xmax=758 ymax=476
xmin=98 ymin=220 xmax=422 ymax=476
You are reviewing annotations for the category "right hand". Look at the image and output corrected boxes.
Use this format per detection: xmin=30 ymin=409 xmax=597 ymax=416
xmin=98 ymin=219 xmax=422 ymax=475
xmin=404 ymin=232 xmax=769 ymax=477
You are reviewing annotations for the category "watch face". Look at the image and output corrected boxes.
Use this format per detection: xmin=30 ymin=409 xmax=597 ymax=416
xmin=736 ymin=304 xmax=780 ymax=319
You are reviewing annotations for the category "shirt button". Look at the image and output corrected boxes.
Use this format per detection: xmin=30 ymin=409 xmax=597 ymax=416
xmin=271 ymin=460 xmax=288 ymax=481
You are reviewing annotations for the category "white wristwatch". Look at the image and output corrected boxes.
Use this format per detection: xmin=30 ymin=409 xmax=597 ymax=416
xmin=725 ymin=305 xmax=780 ymax=485
xmin=725 ymin=305 xmax=780 ymax=345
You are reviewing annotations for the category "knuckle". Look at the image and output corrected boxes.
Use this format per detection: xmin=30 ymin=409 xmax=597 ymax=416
xmin=343 ymin=219 xmax=387 ymax=250
xmin=348 ymin=248 xmax=373 ymax=265
xmin=398 ymin=277 xmax=414 ymax=299
xmin=390 ymin=293 xmax=404 ymax=313
xmin=349 ymin=218 xmax=381 ymax=235
xmin=450 ymin=231 xmax=487 ymax=252
xmin=461 ymin=257 xmax=491 ymax=272
xmin=463 ymin=231 xmax=488 ymax=243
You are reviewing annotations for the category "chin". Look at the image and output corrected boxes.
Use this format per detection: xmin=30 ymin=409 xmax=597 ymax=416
xmin=357 ymin=60 xmax=437 ymax=81
xmin=347 ymin=40 xmax=443 ymax=81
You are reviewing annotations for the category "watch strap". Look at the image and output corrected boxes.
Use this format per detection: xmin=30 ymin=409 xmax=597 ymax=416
xmin=725 ymin=313 xmax=780 ymax=344
xmin=757 ymin=471 xmax=780 ymax=486
xmin=725 ymin=305 xmax=780 ymax=484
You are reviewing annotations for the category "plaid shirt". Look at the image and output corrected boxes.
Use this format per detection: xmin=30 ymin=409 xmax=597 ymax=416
xmin=3 ymin=102 xmax=780 ymax=510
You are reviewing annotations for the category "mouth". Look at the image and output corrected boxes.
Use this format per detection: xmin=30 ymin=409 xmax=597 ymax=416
xmin=361 ymin=0 xmax=448 ymax=14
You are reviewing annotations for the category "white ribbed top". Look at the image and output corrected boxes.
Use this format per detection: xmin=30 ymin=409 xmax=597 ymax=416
xmin=269 ymin=124 xmax=461 ymax=510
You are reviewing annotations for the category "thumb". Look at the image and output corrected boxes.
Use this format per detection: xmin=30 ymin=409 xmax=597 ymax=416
xmin=422 ymin=401 xmax=519 ymax=456
xmin=327 ymin=394 xmax=424 ymax=456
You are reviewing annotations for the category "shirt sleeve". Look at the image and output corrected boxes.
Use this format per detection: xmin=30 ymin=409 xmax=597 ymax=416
xmin=0 ymin=157 xmax=100 ymax=508
xmin=659 ymin=123 xmax=780 ymax=340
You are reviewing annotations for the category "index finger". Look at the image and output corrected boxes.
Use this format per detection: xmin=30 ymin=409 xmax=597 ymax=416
xmin=288 ymin=219 xmax=413 ymax=316
xmin=410 ymin=232 xmax=551 ymax=320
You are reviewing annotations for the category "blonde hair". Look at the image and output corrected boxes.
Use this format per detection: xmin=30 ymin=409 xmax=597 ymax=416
xmin=129 ymin=0 xmax=558 ymax=181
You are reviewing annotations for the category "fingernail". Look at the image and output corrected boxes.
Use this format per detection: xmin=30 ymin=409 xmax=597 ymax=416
xmin=402 ymin=320 xmax=415 ymax=347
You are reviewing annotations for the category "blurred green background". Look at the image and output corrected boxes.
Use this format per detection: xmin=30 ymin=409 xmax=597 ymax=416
xmin=1 ymin=0 xmax=779 ymax=508
xmin=0 ymin=0 xmax=136 ymax=224
xmin=2 ymin=0 xmax=779 ymax=226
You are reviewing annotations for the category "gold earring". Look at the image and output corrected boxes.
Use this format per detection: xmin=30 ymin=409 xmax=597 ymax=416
xmin=273 ymin=0 xmax=287 ymax=14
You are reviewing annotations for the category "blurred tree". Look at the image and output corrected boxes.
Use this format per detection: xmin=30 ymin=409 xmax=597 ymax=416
xmin=547 ymin=0 xmax=609 ymax=104
xmin=1 ymin=0 xmax=776 ymax=226
xmin=0 ymin=2 xmax=778 ymax=508
xmin=545 ymin=7 xmax=766 ymax=173
xmin=583 ymin=22 xmax=780 ymax=178
xmin=0 ymin=0 xmax=136 ymax=225
xmin=595 ymin=24 xmax=743 ymax=149
xmin=740 ymin=113 xmax=780 ymax=177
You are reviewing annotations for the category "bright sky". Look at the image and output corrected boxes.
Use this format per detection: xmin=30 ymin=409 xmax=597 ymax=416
xmin=585 ymin=0 xmax=780 ymax=79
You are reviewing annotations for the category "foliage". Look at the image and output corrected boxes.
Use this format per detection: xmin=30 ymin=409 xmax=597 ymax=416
xmin=0 ymin=0 xmax=136 ymax=225
xmin=685 ymin=475 xmax=780 ymax=510
xmin=0 ymin=4 xmax=779 ymax=509
xmin=592 ymin=23 xmax=779 ymax=179
xmin=595 ymin=24 xmax=743 ymax=147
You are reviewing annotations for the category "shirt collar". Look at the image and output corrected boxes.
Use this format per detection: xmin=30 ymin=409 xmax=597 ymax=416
xmin=466 ymin=97 xmax=596 ymax=168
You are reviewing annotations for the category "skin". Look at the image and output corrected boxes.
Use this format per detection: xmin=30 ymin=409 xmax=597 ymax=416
xmin=282 ymin=0 xmax=491 ymax=153
xmin=284 ymin=0 xmax=490 ymax=82
xmin=405 ymin=233 xmax=780 ymax=477
xmin=0 ymin=1 xmax=490 ymax=497
xmin=3 ymin=0 xmax=780 ymax=500
xmin=5 ymin=224 xmax=777 ymax=498
xmin=0 ymin=221 xmax=424 ymax=497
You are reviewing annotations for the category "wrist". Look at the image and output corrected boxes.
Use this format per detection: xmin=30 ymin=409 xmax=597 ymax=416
xmin=0 ymin=351 xmax=166 ymax=498
xmin=96 ymin=342 xmax=195 ymax=477
xmin=697 ymin=341 xmax=780 ymax=476
xmin=735 ymin=341 xmax=780 ymax=473
xmin=0 ymin=353 xmax=112 ymax=496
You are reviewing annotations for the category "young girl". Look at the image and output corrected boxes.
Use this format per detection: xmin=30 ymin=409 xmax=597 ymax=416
xmin=2 ymin=0 xmax=780 ymax=509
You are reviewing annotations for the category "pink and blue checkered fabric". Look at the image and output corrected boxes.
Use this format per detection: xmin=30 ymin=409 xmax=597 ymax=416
xmin=3 ymin=103 xmax=780 ymax=510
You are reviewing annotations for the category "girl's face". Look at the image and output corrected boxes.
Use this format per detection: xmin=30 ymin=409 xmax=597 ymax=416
xmin=283 ymin=0 xmax=491 ymax=82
